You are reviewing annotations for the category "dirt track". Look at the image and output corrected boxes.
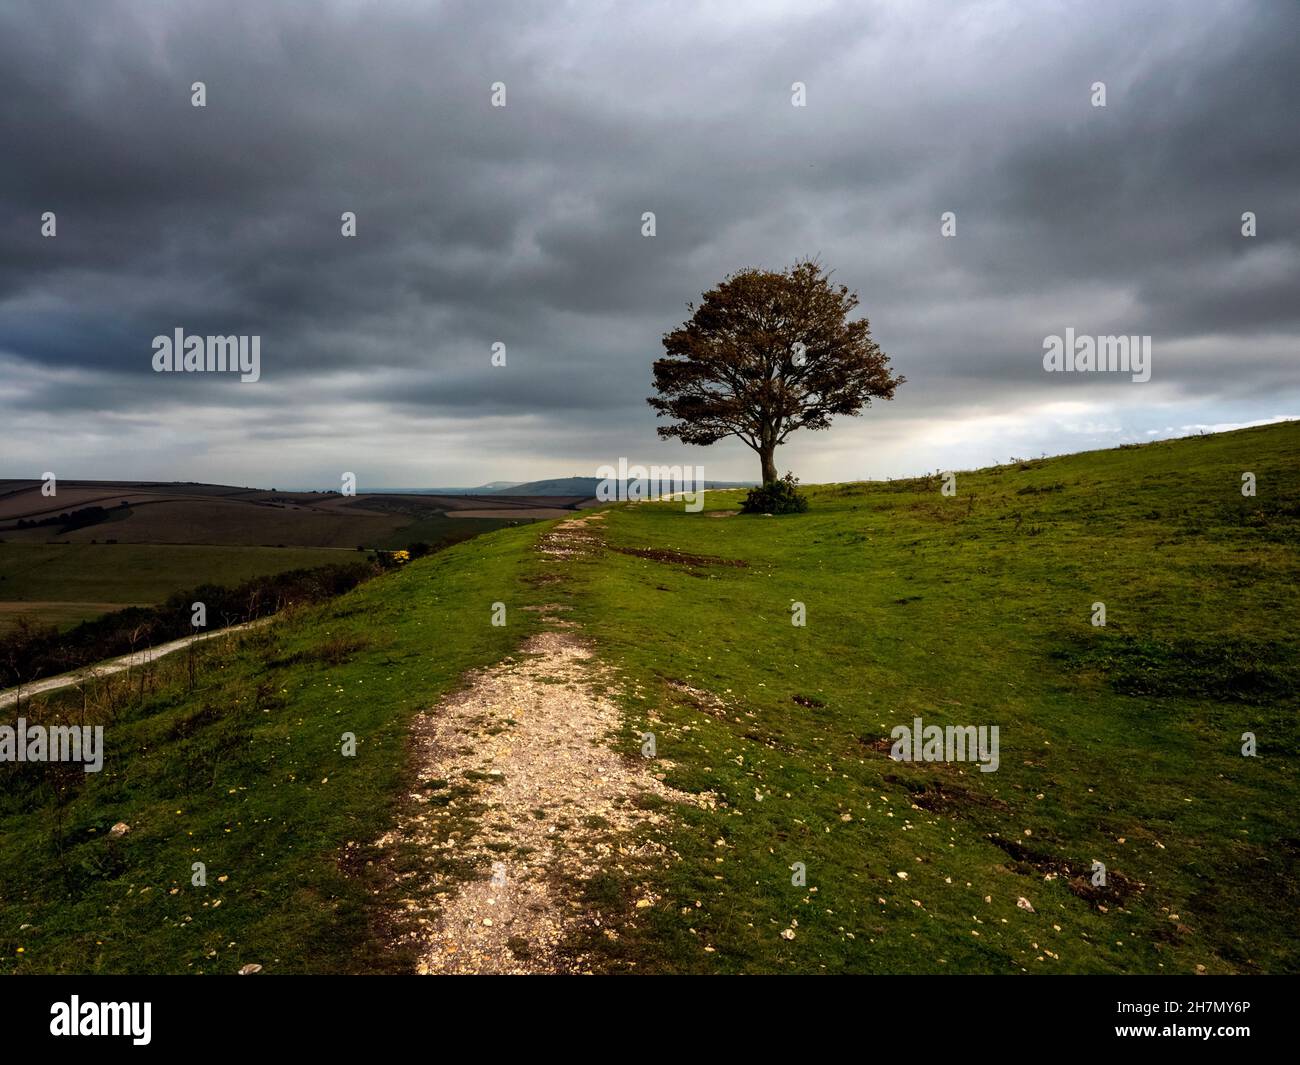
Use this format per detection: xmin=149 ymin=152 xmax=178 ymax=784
xmin=379 ymin=512 xmax=706 ymax=974
xmin=0 ymin=619 xmax=268 ymax=709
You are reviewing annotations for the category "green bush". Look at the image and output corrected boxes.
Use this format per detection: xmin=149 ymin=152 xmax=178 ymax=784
xmin=740 ymin=473 xmax=809 ymax=514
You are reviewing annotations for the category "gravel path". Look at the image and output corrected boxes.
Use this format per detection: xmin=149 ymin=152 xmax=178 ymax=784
xmin=379 ymin=512 xmax=702 ymax=974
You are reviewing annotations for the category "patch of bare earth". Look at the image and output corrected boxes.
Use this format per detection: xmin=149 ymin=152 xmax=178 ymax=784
xmin=536 ymin=509 xmax=607 ymax=559
xmin=379 ymin=511 xmax=706 ymax=973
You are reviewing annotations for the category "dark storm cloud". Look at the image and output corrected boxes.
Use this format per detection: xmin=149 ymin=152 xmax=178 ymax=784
xmin=0 ymin=0 xmax=1296 ymax=484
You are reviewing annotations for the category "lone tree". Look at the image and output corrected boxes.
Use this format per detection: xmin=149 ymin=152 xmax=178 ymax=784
xmin=648 ymin=260 xmax=903 ymax=484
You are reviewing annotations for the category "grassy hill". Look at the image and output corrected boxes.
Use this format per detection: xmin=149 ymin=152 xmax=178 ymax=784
xmin=2 ymin=422 xmax=1296 ymax=974
xmin=561 ymin=421 xmax=1299 ymax=973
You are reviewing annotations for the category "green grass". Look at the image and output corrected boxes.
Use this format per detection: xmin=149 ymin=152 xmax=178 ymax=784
xmin=2 ymin=422 xmax=1296 ymax=974
xmin=369 ymin=514 xmax=516 ymax=551
xmin=0 ymin=543 xmax=353 ymax=630
xmin=0 ymin=523 xmax=549 ymax=973
xmin=547 ymin=421 xmax=1299 ymax=974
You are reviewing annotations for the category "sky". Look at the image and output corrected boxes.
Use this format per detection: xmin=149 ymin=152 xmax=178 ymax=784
xmin=1 ymin=0 xmax=1296 ymax=489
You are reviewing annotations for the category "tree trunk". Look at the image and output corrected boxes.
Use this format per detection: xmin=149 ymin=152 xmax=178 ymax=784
xmin=759 ymin=446 xmax=778 ymax=485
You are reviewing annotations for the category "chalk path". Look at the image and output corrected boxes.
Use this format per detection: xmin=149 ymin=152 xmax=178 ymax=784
xmin=378 ymin=512 xmax=707 ymax=973
xmin=0 ymin=619 xmax=269 ymax=710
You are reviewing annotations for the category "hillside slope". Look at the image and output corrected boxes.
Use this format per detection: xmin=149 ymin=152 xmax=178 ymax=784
xmin=2 ymin=422 xmax=1296 ymax=974
xmin=554 ymin=421 xmax=1299 ymax=973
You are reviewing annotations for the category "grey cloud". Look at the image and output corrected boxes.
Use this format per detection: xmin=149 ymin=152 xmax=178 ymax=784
xmin=1 ymin=0 xmax=1296 ymax=483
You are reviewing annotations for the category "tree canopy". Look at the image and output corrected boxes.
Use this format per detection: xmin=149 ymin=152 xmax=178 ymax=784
xmin=648 ymin=260 xmax=903 ymax=484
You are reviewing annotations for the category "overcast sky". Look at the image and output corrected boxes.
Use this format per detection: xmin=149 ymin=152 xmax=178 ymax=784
xmin=1 ymin=0 xmax=1296 ymax=488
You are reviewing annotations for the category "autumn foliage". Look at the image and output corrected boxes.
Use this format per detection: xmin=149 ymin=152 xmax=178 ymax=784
xmin=649 ymin=260 xmax=903 ymax=485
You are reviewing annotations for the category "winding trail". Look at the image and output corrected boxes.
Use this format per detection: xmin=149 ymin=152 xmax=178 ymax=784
xmin=0 ymin=619 xmax=269 ymax=710
xmin=378 ymin=512 xmax=705 ymax=974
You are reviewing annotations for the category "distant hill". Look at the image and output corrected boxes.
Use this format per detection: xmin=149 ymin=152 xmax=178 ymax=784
xmin=373 ymin=482 xmax=523 ymax=495
xmin=378 ymin=477 xmax=752 ymax=496
xmin=488 ymin=477 xmax=603 ymax=496
xmin=490 ymin=476 xmax=755 ymax=496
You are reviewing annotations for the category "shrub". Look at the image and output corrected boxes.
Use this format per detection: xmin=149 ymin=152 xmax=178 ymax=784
xmin=741 ymin=473 xmax=809 ymax=515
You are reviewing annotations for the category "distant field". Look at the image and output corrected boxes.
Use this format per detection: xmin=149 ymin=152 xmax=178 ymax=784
xmin=0 ymin=601 xmax=150 ymax=632
xmin=0 ymin=480 xmax=581 ymax=628
xmin=0 ymin=480 xmax=586 ymax=548
xmin=0 ymin=543 xmax=351 ymax=631
xmin=444 ymin=507 xmax=575 ymax=519
xmin=369 ymin=513 xmax=514 ymax=550
xmin=0 ymin=496 xmax=402 ymax=548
